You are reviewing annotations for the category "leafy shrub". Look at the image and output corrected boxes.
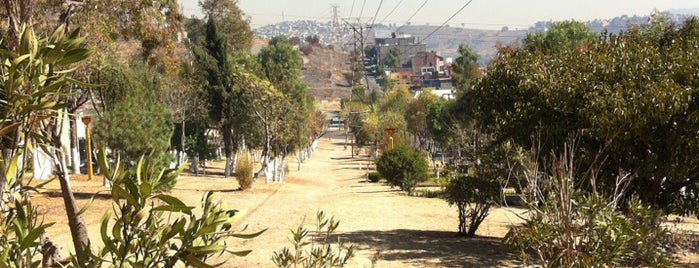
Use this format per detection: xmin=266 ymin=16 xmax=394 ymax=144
xmin=504 ymin=144 xmax=676 ymax=267
xmin=375 ymin=144 xmax=429 ymax=195
xmin=235 ymin=153 xmax=254 ymax=190
xmin=367 ymin=172 xmax=382 ymax=183
xmin=272 ymin=211 xmax=355 ymax=267
xmin=444 ymin=175 xmax=501 ymax=237
xmin=504 ymin=196 xmax=675 ymax=267
xmin=89 ymin=151 xmax=265 ymax=267
xmin=0 ymin=154 xmax=57 ymax=268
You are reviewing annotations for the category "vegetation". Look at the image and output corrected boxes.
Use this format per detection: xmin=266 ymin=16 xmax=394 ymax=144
xmin=375 ymin=144 xmax=429 ymax=195
xmin=272 ymin=211 xmax=355 ymax=268
xmin=469 ymin=16 xmax=699 ymax=215
xmin=93 ymin=66 xmax=175 ymax=170
xmin=504 ymin=143 xmax=675 ymax=267
xmin=445 ymin=174 xmax=501 ymax=237
xmin=235 ymin=153 xmax=255 ymax=190
xmin=367 ymin=172 xmax=383 ymax=183
xmin=89 ymin=151 xmax=264 ymax=267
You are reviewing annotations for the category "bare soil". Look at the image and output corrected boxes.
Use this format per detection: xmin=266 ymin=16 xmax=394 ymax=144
xmin=32 ymin=131 xmax=699 ymax=267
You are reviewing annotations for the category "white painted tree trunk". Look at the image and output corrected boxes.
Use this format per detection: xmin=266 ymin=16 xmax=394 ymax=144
xmin=265 ymin=158 xmax=273 ymax=184
xmin=70 ymin=117 xmax=81 ymax=175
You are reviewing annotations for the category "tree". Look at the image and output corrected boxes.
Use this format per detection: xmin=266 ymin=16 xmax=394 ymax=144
xmin=257 ymin=36 xmax=314 ymax=182
xmin=376 ymin=144 xmax=429 ymax=195
xmin=97 ymin=95 xmax=173 ymax=162
xmin=445 ymin=174 xmax=500 ymax=237
xmin=470 ymin=17 xmax=699 ymax=214
xmin=522 ymin=20 xmax=597 ymax=53
xmin=194 ymin=17 xmax=241 ymax=178
xmin=405 ymin=88 xmax=441 ymax=150
xmin=450 ymin=44 xmax=480 ymax=92
xmin=383 ymin=47 xmax=401 ymax=68
xmin=200 ymin=0 xmax=254 ymax=51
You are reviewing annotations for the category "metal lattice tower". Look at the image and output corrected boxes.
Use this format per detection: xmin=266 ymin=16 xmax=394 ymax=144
xmin=331 ymin=4 xmax=340 ymax=44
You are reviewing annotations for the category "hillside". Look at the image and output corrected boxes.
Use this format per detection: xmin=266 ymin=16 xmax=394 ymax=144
xmin=300 ymin=46 xmax=352 ymax=101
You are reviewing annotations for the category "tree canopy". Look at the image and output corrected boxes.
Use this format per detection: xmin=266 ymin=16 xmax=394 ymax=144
xmin=463 ymin=17 xmax=699 ymax=214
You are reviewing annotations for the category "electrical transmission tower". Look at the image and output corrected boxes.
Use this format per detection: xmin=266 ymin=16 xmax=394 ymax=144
xmin=331 ymin=4 xmax=341 ymax=45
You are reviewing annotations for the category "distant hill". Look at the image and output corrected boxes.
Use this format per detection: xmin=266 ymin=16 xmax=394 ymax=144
xmin=254 ymin=10 xmax=697 ymax=65
xmin=299 ymin=46 xmax=352 ymax=100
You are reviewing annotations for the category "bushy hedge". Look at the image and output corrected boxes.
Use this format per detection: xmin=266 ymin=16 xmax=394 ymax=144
xmin=375 ymin=144 xmax=429 ymax=195
xmin=367 ymin=172 xmax=383 ymax=183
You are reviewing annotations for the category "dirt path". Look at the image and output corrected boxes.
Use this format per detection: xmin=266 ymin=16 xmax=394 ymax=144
xmin=220 ymin=131 xmax=522 ymax=267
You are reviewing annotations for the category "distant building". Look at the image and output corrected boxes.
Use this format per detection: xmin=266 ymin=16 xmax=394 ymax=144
xmin=411 ymin=51 xmax=447 ymax=76
xmin=375 ymin=33 xmax=426 ymax=69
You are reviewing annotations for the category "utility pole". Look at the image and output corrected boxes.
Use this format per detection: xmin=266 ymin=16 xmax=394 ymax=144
xmin=343 ymin=17 xmax=373 ymax=158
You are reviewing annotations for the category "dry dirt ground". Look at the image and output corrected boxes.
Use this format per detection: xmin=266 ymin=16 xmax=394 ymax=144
xmin=33 ymin=131 xmax=699 ymax=267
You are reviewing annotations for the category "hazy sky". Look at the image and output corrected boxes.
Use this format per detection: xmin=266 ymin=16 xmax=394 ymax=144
xmin=179 ymin=0 xmax=698 ymax=30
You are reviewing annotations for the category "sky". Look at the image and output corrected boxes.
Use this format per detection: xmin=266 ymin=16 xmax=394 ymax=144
xmin=179 ymin=0 xmax=699 ymax=30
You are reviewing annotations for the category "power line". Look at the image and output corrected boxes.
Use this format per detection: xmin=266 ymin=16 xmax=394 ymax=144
xmin=348 ymin=0 xmax=356 ymax=18
xmin=369 ymin=0 xmax=385 ymax=28
xmin=421 ymin=0 xmax=475 ymax=44
xmin=378 ymin=0 xmax=404 ymax=25
xmin=398 ymin=0 xmax=429 ymax=31
xmin=358 ymin=0 xmax=366 ymax=21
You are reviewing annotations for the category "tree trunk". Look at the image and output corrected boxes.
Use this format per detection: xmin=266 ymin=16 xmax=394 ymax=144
xmin=70 ymin=118 xmax=81 ymax=174
xmin=52 ymin=110 xmax=90 ymax=261
xmin=222 ymin=124 xmax=232 ymax=178
xmin=178 ymin=120 xmax=185 ymax=166
xmin=457 ymin=203 xmax=467 ymax=237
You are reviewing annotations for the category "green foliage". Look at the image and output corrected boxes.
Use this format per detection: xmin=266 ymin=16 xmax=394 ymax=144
xmin=272 ymin=211 xmax=355 ymax=268
xmin=0 ymin=24 xmax=92 ymax=266
xmin=367 ymin=172 xmax=382 ymax=183
xmin=505 ymin=196 xmax=674 ymax=267
xmin=383 ymin=47 xmax=401 ymax=68
xmin=376 ymin=144 xmax=429 ymax=195
xmin=199 ymin=0 xmax=254 ymax=51
xmin=94 ymin=93 xmax=174 ymax=168
xmin=235 ymin=153 xmax=254 ymax=190
xmin=522 ymin=20 xmax=597 ymax=53
xmin=0 ymin=153 xmax=55 ymax=268
xmin=450 ymin=44 xmax=480 ymax=91
xmin=91 ymin=150 xmax=265 ymax=267
xmin=444 ymin=175 xmax=501 ymax=237
xmin=468 ymin=17 xmax=699 ymax=214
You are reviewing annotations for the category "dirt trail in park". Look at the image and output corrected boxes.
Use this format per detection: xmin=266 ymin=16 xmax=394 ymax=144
xmin=219 ymin=131 xmax=522 ymax=267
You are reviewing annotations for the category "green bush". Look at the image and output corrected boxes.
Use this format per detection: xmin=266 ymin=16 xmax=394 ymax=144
xmin=444 ymin=175 xmax=501 ymax=237
xmin=235 ymin=153 xmax=254 ymax=190
xmin=367 ymin=172 xmax=383 ymax=183
xmin=90 ymin=151 xmax=265 ymax=267
xmin=375 ymin=144 xmax=429 ymax=195
xmin=504 ymin=196 xmax=675 ymax=267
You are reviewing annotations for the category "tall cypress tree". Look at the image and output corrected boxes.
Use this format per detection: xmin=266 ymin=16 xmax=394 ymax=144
xmin=196 ymin=17 xmax=237 ymax=177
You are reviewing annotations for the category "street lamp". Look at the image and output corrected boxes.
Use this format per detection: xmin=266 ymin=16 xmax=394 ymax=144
xmin=81 ymin=116 xmax=93 ymax=181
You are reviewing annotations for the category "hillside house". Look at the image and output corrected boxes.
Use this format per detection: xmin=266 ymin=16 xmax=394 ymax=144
xmin=375 ymin=33 xmax=426 ymax=69
xmin=411 ymin=51 xmax=448 ymax=76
